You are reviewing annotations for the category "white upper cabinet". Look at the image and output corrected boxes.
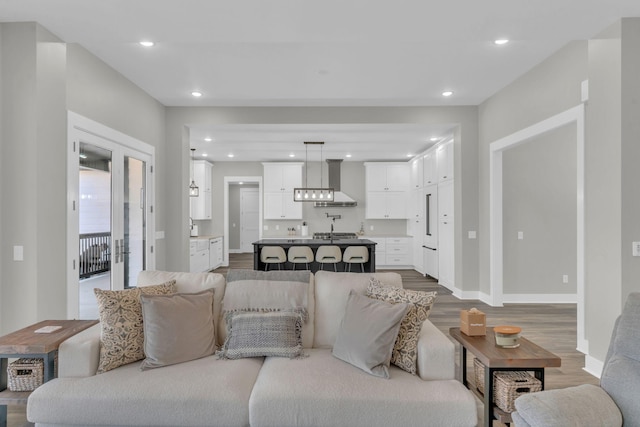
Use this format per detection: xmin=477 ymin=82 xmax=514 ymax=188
xmin=263 ymin=162 xmax=303 ymax=192
xmin=365 ymin=163 xmax=409 ymax=192
xmin=366 ymin=191 xmax=407 ymax=219
xmin=410 ymin=157 xmax=424 ymax=189
xmin=262 ymin=163 xmax=303 ymax=219
xmin=436 ymin=140 xmax=453 ymax=182
xmin=423 ymin=151 xmax=436 ymax=186
xmin=190 ymin=160 xmax=213 ymax=220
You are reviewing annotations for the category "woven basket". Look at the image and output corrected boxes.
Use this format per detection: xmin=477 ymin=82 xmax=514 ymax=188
xmin=493 ymin=371 xmax=541 ymax=413
xmin=473 ymin=358 xmax=485 ymax=394
xmin=8 ymin=358 xmax=44 ymax=391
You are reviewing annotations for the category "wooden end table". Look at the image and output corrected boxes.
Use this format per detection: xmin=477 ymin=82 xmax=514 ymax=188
xmin=449 ymin=327 xmax=561 ymax=427
xmin=0 ymin=319 xmax=98 ymax=427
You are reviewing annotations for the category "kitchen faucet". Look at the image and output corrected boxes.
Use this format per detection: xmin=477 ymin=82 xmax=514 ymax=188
xmin=325 ymin=213 xmax=341 ymax=241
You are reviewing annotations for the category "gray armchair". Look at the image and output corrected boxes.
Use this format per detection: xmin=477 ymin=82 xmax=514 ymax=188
xmin=512 ymin=292 xmax=640 ymax=427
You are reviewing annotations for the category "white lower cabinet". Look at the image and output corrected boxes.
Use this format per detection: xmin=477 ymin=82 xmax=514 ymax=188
xmin=369 ymin=237 xmax=411 ymax=268
xmin=209 ymin=237 xmax=223 ymax=270
xmin=190 ymin=239 xmax=210 ymax=273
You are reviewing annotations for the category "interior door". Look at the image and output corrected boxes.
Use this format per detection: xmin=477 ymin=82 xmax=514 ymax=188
xmin=240 ymin=187 xmax=260 ymax=252
xmin=69 ymin=120 xmax=154 ymax=320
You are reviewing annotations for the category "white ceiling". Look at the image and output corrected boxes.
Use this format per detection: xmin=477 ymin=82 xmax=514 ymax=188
xmin=2 ymin=0 xmax=639 ymax=161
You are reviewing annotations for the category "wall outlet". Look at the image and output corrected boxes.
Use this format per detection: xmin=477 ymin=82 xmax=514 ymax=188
xmin=518 ymin=231 xmax=524 ymax=240
xmin=275 ymin=225 xmax=279 ymax=230
xmin=263 ymin=225 xmax=269 ymax=231
xmin=562 ymin=274 xmax=569 ymax=284
xmin=370 ymin=225 xmax=374 ymax=231
xmin=633 ymin=241 xmax=640 ymax=256
xmin=468 ymin=231 xmax=477 ymax=239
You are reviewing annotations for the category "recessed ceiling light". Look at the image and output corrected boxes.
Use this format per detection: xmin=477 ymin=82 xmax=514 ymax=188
xmin=227 ymin=153 xmax=234 ymax=158
xmin=139 ymin=41 xmax=154 ymax=47
xmin=442 ymin=90 xmax=454 ymax=97
xmin=239 ymin=182 xmax=244 ymax=185
xmin=345 ymin=154 xmax=352 ymax=158
xmin=289 ymin=153 xmax=295 ymax=158
xmin=430 ymin=137 xmax=439 ymax=142
xmin=202 ymin=153 xmax=208 ymax=157
xmin=494 ymin=39 xmax=509 ymax=45
xmin=204 ymin=137 xmax=212 ymax=142
xmin=191 ymin=91 xmax=202 ymax=97
xmin=406 ymin=153 xmax=413 ymax=158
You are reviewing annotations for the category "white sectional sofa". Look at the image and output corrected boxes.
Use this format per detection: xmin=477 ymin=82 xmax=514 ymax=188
xmin=27 ymin=270 xmax=477 ymax=427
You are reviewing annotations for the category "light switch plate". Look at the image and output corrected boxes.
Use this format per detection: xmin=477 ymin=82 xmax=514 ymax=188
xmin=518 ymin=231 xmax=524 ymax=240
xmin=468 ymin=231 xmax=477 ymax=239
xmin=13 ymin=245 xmax=24 ymax=261
xmin=633 ymin=242 xmax=640 ymax=256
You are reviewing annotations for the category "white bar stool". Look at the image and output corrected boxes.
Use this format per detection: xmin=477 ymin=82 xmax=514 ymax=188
xmin=260 ymin=246 xmax=286 ymax=271
xmin=287 ymin=246 xmax=314 ymax=270
xmin=315 ymin=245 xmax=342 ymax=271
xmin=343 ymin=246 xmax=369 ymax=272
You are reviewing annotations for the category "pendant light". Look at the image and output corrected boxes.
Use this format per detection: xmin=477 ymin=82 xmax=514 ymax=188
xmin=189 ymin=148 xmax=199 ymax=197
xmin=294 ymin=141 xmax=334 ymax=202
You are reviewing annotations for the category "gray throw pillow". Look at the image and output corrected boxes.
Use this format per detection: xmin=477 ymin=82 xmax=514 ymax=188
xmin=140 ymin=289 xmax=216 ymax=370
xmin=332 ymin=290 xmax=410 ymax=378
xmin=218 ymin=310 xmax=305 ymax=359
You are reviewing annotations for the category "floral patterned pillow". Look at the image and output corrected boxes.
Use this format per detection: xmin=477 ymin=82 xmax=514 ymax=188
xmin=365 ymin=278 xmax=436 ymax=375
xmin=95 ymin=281 xmax=176 ymax=374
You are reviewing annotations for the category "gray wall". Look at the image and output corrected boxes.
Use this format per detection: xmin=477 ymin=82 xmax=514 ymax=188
xmin=478 ymin=41 xmax=588 ymax=298
xmin=585 ymin=18 xmax=640 ymax=362
xmin=66 ymin=43 xmax=167 ymax=266
xmin=165 ymin=106 xmax=480 ymax=295
xmin=1 ymin=23 xmax=67 ymax=333
xmin=502 ymin=125 xmax=576 ymax=295
xmin=228 ymin=184 xmax=242 ymax=250
xmin=0 ymin=23 xmax=166 ymax=334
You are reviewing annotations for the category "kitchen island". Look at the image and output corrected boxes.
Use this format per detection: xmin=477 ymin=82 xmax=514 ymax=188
xmin=252 ymin=239 xmax=377 ymax=273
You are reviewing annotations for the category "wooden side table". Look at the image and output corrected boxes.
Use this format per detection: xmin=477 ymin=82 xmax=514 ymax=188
xmin=449 ymin=327 xmax=561 ymax=427
xmin=0 ymin=319 xmax=98 ymax=427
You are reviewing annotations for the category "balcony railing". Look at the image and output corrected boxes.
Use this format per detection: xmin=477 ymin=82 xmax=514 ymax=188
xmin=79 ymin=232 xmax=111 ymax=279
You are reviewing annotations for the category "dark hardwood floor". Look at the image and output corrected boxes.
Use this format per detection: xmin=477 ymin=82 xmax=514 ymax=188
xmin=7 ymin=253 xmax=598 ymax=427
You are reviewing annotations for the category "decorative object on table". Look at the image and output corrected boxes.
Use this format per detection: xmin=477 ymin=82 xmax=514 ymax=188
xmin=8 ymin=358 xmax=44 ymax=391
xmin=494 ymin=325 xmax=522 ymax=348
xmin=301 ymin=222 xmax=308 ymax=236
xmin=493 ymin=371 xmax=541 ymax=413
xmin=460 ymin=307 xmax=486 ymax=336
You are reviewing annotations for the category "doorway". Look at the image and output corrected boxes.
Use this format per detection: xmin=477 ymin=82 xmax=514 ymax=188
xmin=67 ymin=113 xmax=155 ymax=319
xmin=240 ymin=187 xmax=260 ymax=252
xmin=224 ymin=176 xmax=263 ymax=263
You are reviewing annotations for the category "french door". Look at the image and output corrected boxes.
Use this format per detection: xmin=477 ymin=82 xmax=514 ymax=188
xmin=67 ymin=113 xmax=155 ymax=319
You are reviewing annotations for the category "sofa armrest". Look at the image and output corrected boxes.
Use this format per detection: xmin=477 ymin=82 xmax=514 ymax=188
xmin=416 ymin=320 xmax=455 ymax=381
xmin=57 ymin=323 xmax=101 ymax=378
xmin=512 ymin=384 xmax=622 ymax=427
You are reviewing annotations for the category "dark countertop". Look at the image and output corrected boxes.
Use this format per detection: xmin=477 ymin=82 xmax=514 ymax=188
xmin=253 ymin=238 xmax=376 ymax=245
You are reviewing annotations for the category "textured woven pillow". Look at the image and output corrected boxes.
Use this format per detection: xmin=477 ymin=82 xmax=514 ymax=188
xmin=366 ymin=278 xmax=436 ymax=375
xmin=94 ymin=281 xmax=176 ymax=374
xmin=140 ymin=289 xmax=216 ymax=370
xmin=332 ymin=290 xmax=409 ymax=378
xmin=217 ymin=310 xmax=305 ymax=359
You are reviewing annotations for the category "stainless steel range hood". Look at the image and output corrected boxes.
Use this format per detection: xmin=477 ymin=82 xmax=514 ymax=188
xmin=314 ymin=159 xmax=357 ymax=207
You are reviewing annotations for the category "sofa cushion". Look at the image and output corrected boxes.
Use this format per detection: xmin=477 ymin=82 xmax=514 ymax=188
xmin=366 ymin=277 xmax=437 ymax=375
xmin=140 ymin=289 xmax=216 ymax=370
xmin=332 ymin=291 xmax=409 ymax=378
xmin=27 ymin=355 xmax=263 ymax=427
xmin=220 ymin=269 xmax=315 ymax=348
xmin=313 ymin=271 xmax=403 ymax=348
xmin=137 ymin=270 xmax=226 ymax=346
xmin=218 ymin=310 xmax=306 ymax=359
xmin=249 ymin=348 xmax=477 ymax=427
xmin=94 ymin=281 xmax=177 ymax=374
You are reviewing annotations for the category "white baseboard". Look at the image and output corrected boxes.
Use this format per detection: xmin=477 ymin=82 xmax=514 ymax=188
xmin=502 ymin=293 xmax=577 ymax=304
xmin=228 ymin=249 xmax=242 ymax=254
xmin=584 ymin=354 xmax=604 ymax=379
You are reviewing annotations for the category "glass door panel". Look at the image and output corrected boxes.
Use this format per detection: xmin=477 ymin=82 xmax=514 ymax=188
xmin=78 ymin=142 xmax=113 ymax=319
xmin=123 ymin=155 xmax=146 ymax=289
